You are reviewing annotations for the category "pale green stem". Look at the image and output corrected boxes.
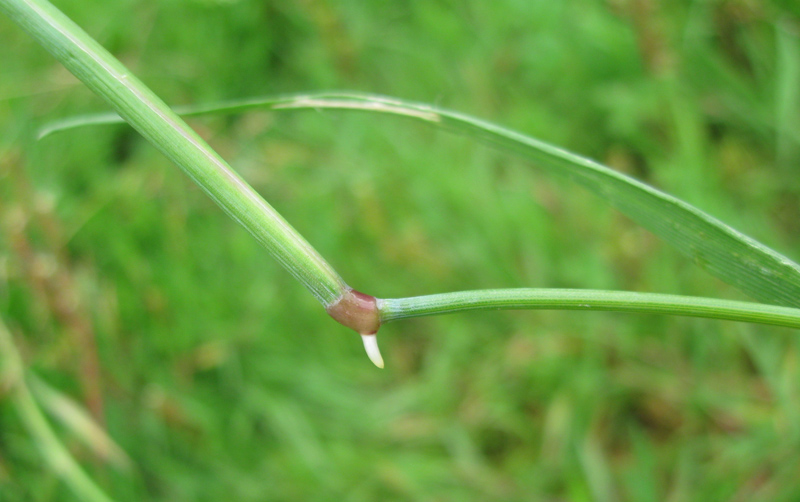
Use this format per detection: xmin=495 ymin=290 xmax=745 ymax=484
xmin=0 ymin=0 xmax=347 ymax=305
xmin=379 ymin=289 xmax=800 ymax=329
xmin=0 ymin=319 xmax=114 ymax=502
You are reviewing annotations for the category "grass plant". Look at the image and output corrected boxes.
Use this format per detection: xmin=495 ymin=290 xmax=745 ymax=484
xmin=2 ymin=0 xmax=800 ymax=500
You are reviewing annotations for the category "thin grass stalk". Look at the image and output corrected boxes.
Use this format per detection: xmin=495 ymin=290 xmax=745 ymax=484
xmin=379 ymin=289 xmax=800 ymax=329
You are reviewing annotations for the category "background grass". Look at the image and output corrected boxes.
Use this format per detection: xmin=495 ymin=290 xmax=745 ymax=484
xmin=2 ymin=0 xmax=800 ymax=500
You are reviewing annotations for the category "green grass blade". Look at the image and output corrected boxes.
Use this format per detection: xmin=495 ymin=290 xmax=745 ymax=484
xmin=379 ymin=289 xmax=800 ymax=330
xmin=38 ymin=92 xmax=800 ymax=307
xmin=1 ymin=0 xmax=347 ymax=306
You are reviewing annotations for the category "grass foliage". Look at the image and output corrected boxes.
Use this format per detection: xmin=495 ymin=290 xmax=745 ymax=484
xmin=2 ymin=0 xmax=800 ymax=500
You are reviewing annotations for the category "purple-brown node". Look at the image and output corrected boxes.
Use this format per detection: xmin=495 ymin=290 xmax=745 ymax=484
xmin=326 ymin=289 xmax=381 ymax=335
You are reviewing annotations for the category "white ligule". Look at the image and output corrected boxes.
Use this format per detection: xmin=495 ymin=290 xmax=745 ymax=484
xmin=360 ymin=334 xmax=384 ymax=369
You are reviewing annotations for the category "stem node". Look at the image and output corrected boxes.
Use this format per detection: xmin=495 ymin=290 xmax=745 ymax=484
xmin=326 ymin=289 xmax=381 ymax=335
xmin=327 ymin=289 xmax=384 ymax=368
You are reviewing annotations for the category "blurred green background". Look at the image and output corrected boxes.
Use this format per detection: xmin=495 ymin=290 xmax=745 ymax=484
xmin=2 ymin=0 xmax=800 ymax=500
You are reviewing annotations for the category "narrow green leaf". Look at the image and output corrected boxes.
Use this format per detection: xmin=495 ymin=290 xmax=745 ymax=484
xmin=40 ymin=92 xmax=800 ymax=308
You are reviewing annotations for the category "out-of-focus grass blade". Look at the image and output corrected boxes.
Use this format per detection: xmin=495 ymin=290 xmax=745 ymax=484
xmin=0 ymin=318 xmax=114 ymax=502
xmin=39 ymin=92 xmax=800 ymax=308
xmin=28 ymin=375 xmax=132 ymax=470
